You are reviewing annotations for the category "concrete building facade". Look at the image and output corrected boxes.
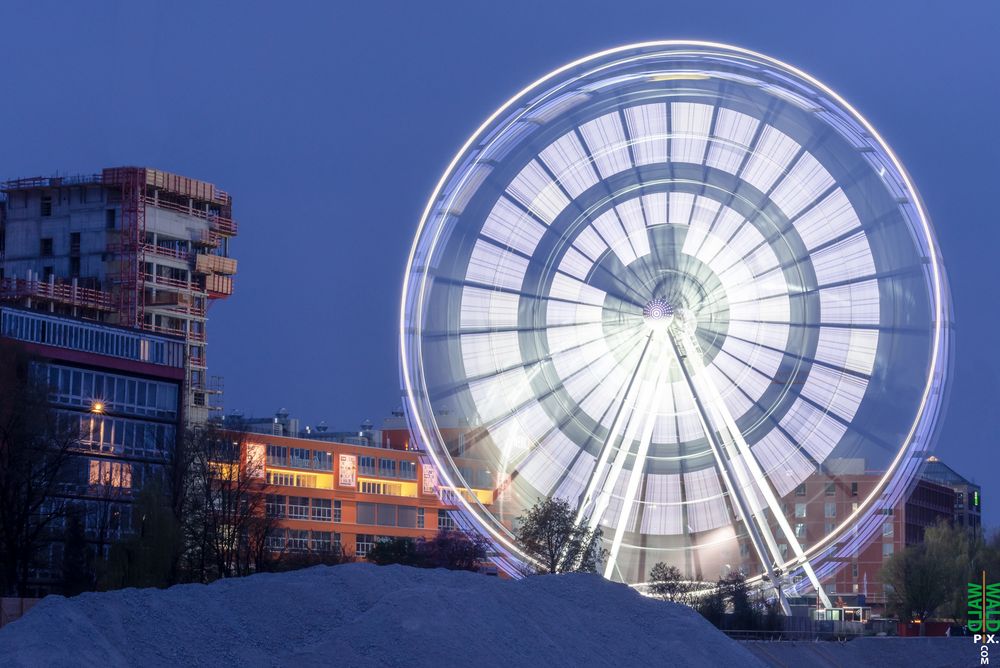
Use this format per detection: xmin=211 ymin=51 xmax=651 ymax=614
xmin=0 ymin=168 xmax=237 ymax=423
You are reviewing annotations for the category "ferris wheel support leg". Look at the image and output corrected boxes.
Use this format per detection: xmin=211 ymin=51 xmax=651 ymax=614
xmin=668 ymin=326 xmax=833 ymax=611
xmin=603 ymin=345 xmax=670 ymax=579
xmin=665 ymin=331 xmax=792 ymax=616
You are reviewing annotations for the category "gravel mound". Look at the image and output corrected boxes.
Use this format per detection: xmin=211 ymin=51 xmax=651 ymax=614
xmin=0 ymin=563 xmax=765 ymax=667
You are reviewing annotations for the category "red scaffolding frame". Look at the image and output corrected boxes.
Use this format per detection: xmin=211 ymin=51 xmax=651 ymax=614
xmin=104 ymin=167 xmax=147 ymax=328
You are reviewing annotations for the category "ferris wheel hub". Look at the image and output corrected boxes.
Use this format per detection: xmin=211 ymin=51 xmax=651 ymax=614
xmin=642 ymin=297 xmax=675 ymax=330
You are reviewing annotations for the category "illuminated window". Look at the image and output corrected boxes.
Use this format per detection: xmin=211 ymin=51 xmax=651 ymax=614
xmin=794 ymin=503 xmax=806 ymax=518
xmin=400 ymin=461 xmax=417 ymax=480
xmin=794 ymin=522 xmax=806 ymax=538
xmin=883 ymin=522 xmax=893 ymax=537
xmin=267 ymin=472 xmax=294 ymax=487
xmin=88 ymin=459 xmax=132 ymax=489
xmin=359 ymin=480 xmax=403 ymax=496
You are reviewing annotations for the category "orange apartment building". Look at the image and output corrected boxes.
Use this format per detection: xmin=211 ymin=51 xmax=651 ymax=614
xmin=244 ymin=432 xmax=493 ymax=559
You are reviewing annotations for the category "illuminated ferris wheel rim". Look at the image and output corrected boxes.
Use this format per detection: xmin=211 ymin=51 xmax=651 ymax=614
xmin=399 ymin=41 xmax=950 ymax=583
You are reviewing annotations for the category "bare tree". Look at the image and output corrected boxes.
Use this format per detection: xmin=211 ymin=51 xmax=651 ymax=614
xmin=180 ymin=425 xmax=274 ymax=580
xmin=0 ymin=341 xmax=79 ymax=596
xmin=514 ymin=497 xmax=606 ymax=574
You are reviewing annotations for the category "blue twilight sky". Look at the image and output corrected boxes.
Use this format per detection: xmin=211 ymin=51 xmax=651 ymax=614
xmin=1 ymin=1 xmax=998 ymax=523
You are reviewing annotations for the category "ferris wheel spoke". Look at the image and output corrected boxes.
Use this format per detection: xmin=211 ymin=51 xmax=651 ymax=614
xmin=573 ymin=331 xmax=657 ymax=528
xmin=669 ymin=324 xmax=832 ymax=609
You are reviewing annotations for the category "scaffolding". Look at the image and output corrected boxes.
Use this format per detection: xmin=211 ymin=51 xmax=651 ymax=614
xmin=0 ymin=166 xmax=238 ymax=422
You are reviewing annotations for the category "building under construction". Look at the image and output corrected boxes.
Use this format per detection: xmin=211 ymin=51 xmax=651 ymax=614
xmin=0 ymin=167 xmax=237 ymax=423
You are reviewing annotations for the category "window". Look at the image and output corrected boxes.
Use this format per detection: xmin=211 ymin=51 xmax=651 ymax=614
xmin=42 ymin=266 xmax=54 ymax=281
xmin=288 ymin=530 xmax=309 ymax=551
xmin=851 ymin=482 xmax=858 ymax=497
xmin=824 ymin=502 xmax=836 ymax=518
xmin=267 ymin=471 xmax=294 ymax=487
xmin=379 ymin=458 xmax=397 ymax=478
xmin=794 ymin=503 xmax=807 ymax=518
xmin=794 ymin=522 xmax=806 ymax=538
xmin=397 ymin=506 xmax=417 ymax=528
xmin=795 ymin=483 xmax=806 ymax=497
xmin=356 ymin=534 xmax=377 ymax=558
xmin=70 ymin=232 xmax=80 ymax=252
xmin=883 ymin=542 xmax=894 ymax=557
xmin=417 ymin=507 xmax=425 ymax=529
xmin=290 ymin=448 xmax=311 ymax=469
xmin=106 ymin=209 xmax=116 ymax=230
xmin=333 ymin=500 xmax=342 ymax=523
xmin=359 ymin=480 xmax=405 ymax=496
xmin=359 ymin=456 xmax=376 ymax=476
xmin=266 ymin=530 xmax=286 ymax=552
xmin=266 ymin=445 xmax=286 ymax=466
xmin=314 ymin=451 xmax=333 ymax=471
xmin=40 ymin=196 xmax=52 ymax=216
xmin=357 ymin=502 xmax=377 ymax=525
xmin=438 ymin=509 xmax=455 ymax=531
xmin=824 ymin=521 xmax=835 ymax=534
xmin=311 ymin=531 xmax=332 ymax=552
xmin=378 ymin=504 xmax=397 ymax=527
xmin=266 ymin=494 xmax=286 ymax=518
xmin=70 ymin=257 xmax=80 ymax=277
xmin=312 ymin=498 xmax=332 ymax=522
xmin=851 ymin=502 xmax=859 ymax=512
xmin=88 ymin=459 xmax=132 ymax=488
xmin=399 ymin=461 xmax=417 ymax=480
xmin=40 ymin=237 xmax=53 ymax=256
xmin=852 ymin=562 xmax=859 ymax=578
xmin=882 ymin=521 xmax=894 ymax=537
xmin=288 ymin=496 xmax=310 ymax=520
xmin=825 ymin=483 xmax=835 ymax=496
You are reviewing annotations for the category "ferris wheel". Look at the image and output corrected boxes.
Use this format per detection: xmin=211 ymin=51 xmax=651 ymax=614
xmin=400 ymin=42 xmax=951 ymax=609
